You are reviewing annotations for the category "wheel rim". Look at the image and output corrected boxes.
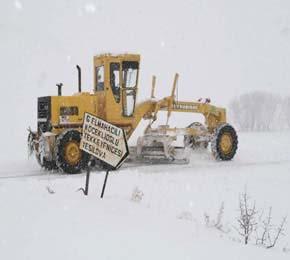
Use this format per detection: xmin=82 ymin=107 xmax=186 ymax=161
xmin=220 ymin=133 xmax=233 ymax=154
xmin=64 ymin=141 xmax=81 ymax=166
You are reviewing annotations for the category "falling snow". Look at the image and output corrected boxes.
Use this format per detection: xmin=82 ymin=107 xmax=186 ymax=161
xmin=14 ymin=0 xmax=22 ymax=10
xmin=1 ymin=1 xmax=290 ymax=259
xmin=84 ymin=3 xmax=96 ymax=14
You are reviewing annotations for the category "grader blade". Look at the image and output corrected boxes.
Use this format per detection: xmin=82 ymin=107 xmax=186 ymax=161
xmin=132 ymin=126 xmax=190 ymax=164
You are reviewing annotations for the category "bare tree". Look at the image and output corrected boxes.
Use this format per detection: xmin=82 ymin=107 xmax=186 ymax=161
xmin=266 ymin=216 xmax=287 ymax=249
xmin=256 ymin=207 xmax=273 ymax=246
xmin=235 ymin=192 xmax=257 ymax=245
xmin=207 ymin=194 xmax=288 ymax=249
xmin=204 ymin=202 xmax=229 ymax=233
xmin=255 ymin=207 xmax=287 ymax=249
xmin=215 ymin=201 xmax=225 ymax=231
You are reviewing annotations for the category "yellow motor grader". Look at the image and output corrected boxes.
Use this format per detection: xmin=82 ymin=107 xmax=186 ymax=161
xmin=28 ymin=53 xmax=238 ymax=174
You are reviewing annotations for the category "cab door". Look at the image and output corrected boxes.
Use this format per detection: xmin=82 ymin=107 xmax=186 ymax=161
xmin=121 ymin=61 xmax=139 ymax=117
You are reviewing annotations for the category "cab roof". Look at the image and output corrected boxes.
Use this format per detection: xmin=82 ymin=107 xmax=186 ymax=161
xmin=94 ymin=53 xmax=140 ymax=62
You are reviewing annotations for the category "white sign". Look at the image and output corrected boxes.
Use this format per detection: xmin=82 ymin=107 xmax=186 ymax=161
xmin=80 ymin=113 xmax=129 ymax=169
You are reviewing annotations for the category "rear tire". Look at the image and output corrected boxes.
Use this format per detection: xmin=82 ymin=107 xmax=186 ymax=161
xmin=55 ymin=129 xmax=89 ymax=174
xmin=211 ymin=123 xmax=238 ymax=161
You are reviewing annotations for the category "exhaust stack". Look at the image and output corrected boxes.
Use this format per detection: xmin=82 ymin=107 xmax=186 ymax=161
xmin=76 ymin=65 xmax=81 ymax=93
xmin=56 ymin=83 xmax=63 ymax=96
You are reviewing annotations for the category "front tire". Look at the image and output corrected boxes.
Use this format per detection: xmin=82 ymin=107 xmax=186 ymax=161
xmin=55 ymin=129 xmax=89 ymax=174
xmin=36 ymin=155 xmax=57 ymax=171
xmin=211 ymin=123 xmax=238 ymax=161
xmin=184 ymin=122 xmax=208 ymax=149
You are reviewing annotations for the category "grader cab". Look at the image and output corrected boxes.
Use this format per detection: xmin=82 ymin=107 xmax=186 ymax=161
xmin=28 ymin=53 xmax=238 ymax=174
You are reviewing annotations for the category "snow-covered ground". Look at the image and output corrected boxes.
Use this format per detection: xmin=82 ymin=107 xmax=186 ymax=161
xmin=0 ymin=131 xmax=290 ymax=259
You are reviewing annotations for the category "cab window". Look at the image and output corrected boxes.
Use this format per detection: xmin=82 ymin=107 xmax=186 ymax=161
xmin=122 ymin=61 xmax=139 ymax=117
xmin=122 ymin=61 xmax=139 ymax=89
xmin=110 ymin=63 xmax=120 ymax=103
xmin=95 ymin=66 xmax=104 ymax=91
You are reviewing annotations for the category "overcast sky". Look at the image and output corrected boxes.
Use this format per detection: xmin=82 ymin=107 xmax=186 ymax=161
xmin=1 ymin=0 xmax=290 ymax=161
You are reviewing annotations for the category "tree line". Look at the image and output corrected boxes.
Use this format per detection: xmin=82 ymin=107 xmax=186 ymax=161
xmin=229 ymin=91 xmax=290 ymax=131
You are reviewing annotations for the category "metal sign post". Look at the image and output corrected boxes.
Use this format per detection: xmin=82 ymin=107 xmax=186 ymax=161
xmin=80 ymin=113 xmax=129 ymax=197
xmin=78 ymin=161 xmax=92 ymax=196
xmin=100 ymin=170 xmax=109 ymax=198
xmin=84 ymin=165 xmax=91 ymax=196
